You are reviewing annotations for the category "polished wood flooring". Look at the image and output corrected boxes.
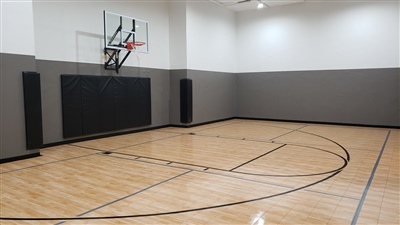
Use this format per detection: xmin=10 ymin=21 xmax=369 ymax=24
xmin=1 ymin=119 xmax=399 ymax=224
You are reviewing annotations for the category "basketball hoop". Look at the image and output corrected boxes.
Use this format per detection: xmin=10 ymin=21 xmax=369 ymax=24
xmin=126 ymin=41 xmax=146 ymax=50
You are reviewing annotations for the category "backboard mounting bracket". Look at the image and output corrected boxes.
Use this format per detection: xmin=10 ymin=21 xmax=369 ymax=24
xmin=103 ymin=10 xmax=149 ymax=74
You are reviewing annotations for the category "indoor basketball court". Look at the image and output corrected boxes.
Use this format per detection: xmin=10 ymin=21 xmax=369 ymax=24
xmin=1 ymin=0 xmax=399 ymax=224
xmin=1 ymin=119 xmax=398 ymax=224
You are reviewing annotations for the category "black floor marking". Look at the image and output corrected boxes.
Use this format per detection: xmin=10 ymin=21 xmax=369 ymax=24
xmin=0 ymin=153 xmax=98 ymax=174
xmin=70 ymin=134 xmax=183 ymax=152
xmin=55 ymin=170 xmax=192 ymax=225
xmin=181 ymin=120 xmax=245 ymax=133
xmin=0 ymin=171 xmax=342 ymax=221
xmin=104 ymin=152 xmax=357 ymax=201
xmin=304 ymin=189 xmax=359 ymax=201
xmin=1 ymin=120 xmax=352 ymax=221
xmin=78 ymin=171 xmax=192 ymax=216
xmin=101 ymin=153 xmax=296 ymax=189
xmin=270 ymin=130 xmax=297 ymax=141
xmin=298 ymin=130 xmax=350 ymax=161
xmin=229 ymin=144 xmax=286 ymax=171
xmin=71 ymin=139 xmax=348 ymax=177
xmin=269 ymin=125 xmax=308 ymax=141
xmin=351 ymin=130 xmax=391 ymax=225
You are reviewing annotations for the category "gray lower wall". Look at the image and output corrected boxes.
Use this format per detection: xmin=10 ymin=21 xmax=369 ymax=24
xmin=237 ymin=68 xmax=400 ymax=126
xmin=1 ymin=53 xmax=399 ymax=160
xmin=187 ymin=70 xmax=237 ymax=125
xmin=169 ymin=70 xmax=237 ymax=126
xmin=0 ymin=53 xmax=40 ymax=159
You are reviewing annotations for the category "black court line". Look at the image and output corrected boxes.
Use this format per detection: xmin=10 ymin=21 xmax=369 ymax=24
xmin=269 ymin=125 xmax=308 ymax=141
xmin=304 ymin=189 xmax=359 ymax=201
xmin=298 ymin=130 xmax=350 ymax=161
xmin=103 ymin=148 xmax=356 ymax=199
xmin=351 ymin=130 xmax=391 ymax=225
xmin=101 ymin=153 xmax=296 ymax=189
xmin=101 ymin=152 xmax=359 ymax=201
xmin=180 ymin=120 xmax=245 ymax=133
xmin=1 ymin=120 xmax=352 ymax=221
xmin=158 ymin=120 xmax=245 ymax=135
xmin=0 ymin=153 xmax=98 ymax=174
xmin=181 ymin=132 xmax=273 ymax=143
xmin=55 ymin=170 xmax=192 ymax=225
xmin=1 ymin=170 xmax=342 ymax=221
xmin=269 ymin=130 xmax=297 ymax=141
xmin=110 ymin=147 xmax=347 ymax=178
xmin=271 ymin=140 xmax=379 ymax=153
xmin=229 ymin=144 xmax=286 ymax=171
xmin=69 ymin=133 xmax=183 ymax=152
xmin=72 ymin=137 xmax=348 ymax=178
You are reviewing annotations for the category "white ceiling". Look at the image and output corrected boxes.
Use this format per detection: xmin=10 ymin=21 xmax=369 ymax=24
xmin=208 ymin=0 xmax=306 ymax=11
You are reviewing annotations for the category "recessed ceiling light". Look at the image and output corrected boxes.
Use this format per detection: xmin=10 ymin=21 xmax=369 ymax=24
xmin=257 ymin=2 xmax=264 ymax=9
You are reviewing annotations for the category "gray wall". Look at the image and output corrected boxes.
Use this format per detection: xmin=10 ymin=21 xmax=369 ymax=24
xmin=237 ymin=68 xmax=400 ymax=126
xmin=169 ymin=70 xmax=237 ymax=126
xmin=0 ymin=53 xmax=40 ymax=159
xmin=187 ymin=70 xmax=237 ymax=125
xmin=1 ymin=55 xmax=399 ymax=161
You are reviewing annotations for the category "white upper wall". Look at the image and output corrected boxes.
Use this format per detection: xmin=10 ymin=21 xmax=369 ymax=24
xmin=168 ymin=2 xmax=187 ymax=70
xmin=32 ymin=0 xmax=170 ymax=69
xmin=237 ymin=1 xmax=400 ymax=72
xmin=186 ymin=1 xmax=237 ymax=73
xmin=4 ymin=1 xmax=398 ymax=72
xmin=1 ymin=0 xmax=36 ymax=55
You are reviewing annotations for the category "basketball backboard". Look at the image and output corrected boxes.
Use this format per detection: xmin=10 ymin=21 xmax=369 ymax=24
xmin=103 ymin=11 xmax=149 ymax=53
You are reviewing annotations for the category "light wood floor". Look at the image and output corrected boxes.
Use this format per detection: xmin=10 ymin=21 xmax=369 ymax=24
xmin=0 ymin=119 xmax=398 ymax=224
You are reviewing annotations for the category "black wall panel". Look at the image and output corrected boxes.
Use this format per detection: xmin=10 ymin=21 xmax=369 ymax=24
xmin=138 ymin=78 xmax=152 ymax=126
xmin=180 ymin=78 xmax=193 ymax=124
xmin=61 ymin=75 xmax=83 ymax=138
xmin=22 ymin=71 xmax=43 ymax=149
xmin=128 ymin=78 xmax=151 ymax=126
xmin=127 ymin=78 xmax=142 ymax=127
xmin=81 ymin=76 xmax=99 ymax=135
xmin=97 ymin=77 xmax=115 ymax=133
xmin=61 ymin=75 xmax=151 ymax=138
xmin=81 ymin=76 xmax=115 ymax=135
xmin=113 ymin=77 xmax=131 ymax=130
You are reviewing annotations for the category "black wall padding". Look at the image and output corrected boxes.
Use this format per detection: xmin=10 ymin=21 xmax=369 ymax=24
xmin=81 ymin=76 xmax=114 ymax=135
xmin=113 ymin=77 xmax=151 ymax=130
xmin=180 ymin=78 xmax=193 ymax=124
xmin=61 ymin=75 xmax=83 ymax=138
xmin=61 ymin=75 xmax=151 ymax=138
xmin=138 ymin=78 xmax=152 ymax=126
xmin=113 ymin=77 xmax=131 ymax=130
xmin=22 ymin=71 xmax=43 ymax=149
